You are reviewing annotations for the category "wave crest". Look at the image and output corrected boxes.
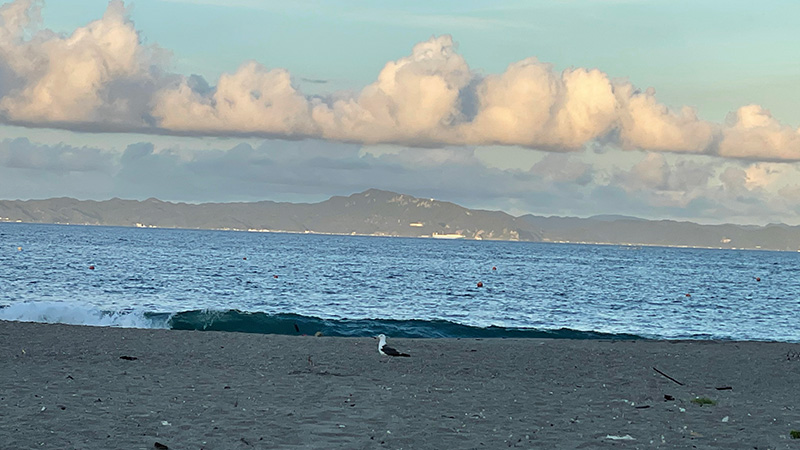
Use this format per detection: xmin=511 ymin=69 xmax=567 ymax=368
xmin=168 ymin=309 xmax=643 ymax=339
xmin=0 ymin=301 xmax=167 ymax=329
xmin=0 ymin=304 xmax=644 ymax=339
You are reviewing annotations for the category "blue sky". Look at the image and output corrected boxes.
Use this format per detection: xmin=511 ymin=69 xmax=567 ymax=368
xmin=39 ymin=0 xmax=800 ymax=123
xmin=1 ymin=0 xmax=800 ymax=225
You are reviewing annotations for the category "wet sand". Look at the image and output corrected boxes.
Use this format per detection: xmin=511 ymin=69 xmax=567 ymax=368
xmin=1 ymin=320 xmax=799 ymax=449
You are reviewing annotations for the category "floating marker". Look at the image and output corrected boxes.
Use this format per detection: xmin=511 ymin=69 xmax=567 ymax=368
xmin=89 ymin=265 xmax=95 ymax=270
xmin=273 ymin=275 xmax=279 ymax=279
xmin=685 ymin=293 xmax=691 ymax=297
xmin=756 ymin=277 xmax=761 ymax=282
xmin=17 ymin=246 xmax=22 ymax=251
xmin=477 ymin=281 xmax=483 ymax=288
xmin=492 ymin=266 xmax=496 ymax=271
xmin=243 ymin=257 xmax=247 ymax=260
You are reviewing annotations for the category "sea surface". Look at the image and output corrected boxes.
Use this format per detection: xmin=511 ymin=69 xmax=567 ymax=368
xmin=1 ymin=222 xmax=799 ymax=342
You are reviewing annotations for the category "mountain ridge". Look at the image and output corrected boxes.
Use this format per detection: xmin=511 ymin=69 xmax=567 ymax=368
xmin=0 ymin=189 xmax=540 ymax=242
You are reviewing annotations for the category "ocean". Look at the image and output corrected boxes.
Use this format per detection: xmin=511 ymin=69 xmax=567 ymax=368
xmin=1 ymin=222 xmax=798 ymax=342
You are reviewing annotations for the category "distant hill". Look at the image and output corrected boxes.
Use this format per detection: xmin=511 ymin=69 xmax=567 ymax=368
xmin=0 ymin=189 xmax=540 ymax=242
xmin=522 ymin=215 xmax=800 ymax=251
xmin=1 ymin=189 xmax=799 ymax=250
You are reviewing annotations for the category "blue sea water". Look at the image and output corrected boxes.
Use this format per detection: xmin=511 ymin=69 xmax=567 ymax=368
xmin=1 ymin=222 xmax=799 ymax=342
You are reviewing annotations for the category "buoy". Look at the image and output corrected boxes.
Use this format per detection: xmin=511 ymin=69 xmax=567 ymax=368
xmin=756 ymin=277 xmax=761 ymax=282
xmin=492 ymin=266 xmax=497 ymax=271
xmin=17 ymin=246 xmax=22 ymax=251
xmin=243 ymin=257 xmax=247 ymax=260
xmin=273 ymin=275 xmax=278 ymax=279
xmin=89 ymin=265 xmax=95 ymax=270
xmin=685 ymin=293 xmax=691 ymax=297
xmin=477 ymin=281 xmax=483 ymax=288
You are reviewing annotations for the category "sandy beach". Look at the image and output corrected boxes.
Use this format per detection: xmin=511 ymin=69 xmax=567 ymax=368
xmin=1 ymin=320 xmax=799 ymax=449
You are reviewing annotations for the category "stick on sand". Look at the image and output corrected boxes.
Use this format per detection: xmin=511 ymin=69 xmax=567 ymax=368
xmin=653 ymin=366 xmax=684 ymax=386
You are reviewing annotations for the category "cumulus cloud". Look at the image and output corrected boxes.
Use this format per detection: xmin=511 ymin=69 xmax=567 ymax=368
xmin=152 ymin=61 xmax=317 ymax=136
xmin=0 ymin=0 xmax=167 ymax=127
xmin=311 ymin=35 xmax=472 ymax=145
xmin=0 ymin=0 xmax=798 ymax=163
xmin=614 ymin=85 xmax=716 ymax=153
xmin=466 ymin=59 xmax=618 ymax=149
xmin=717 ymin=105 xmax=800 ymax=161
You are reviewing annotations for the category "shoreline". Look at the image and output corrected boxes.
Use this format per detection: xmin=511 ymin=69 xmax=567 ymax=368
xmin=2 ymin=320 xmax=799 ymax=449
xmin=5 ymin=309 xmax=797 ymax=342
xmin=2 ymin=220 xmax=797 ymax=252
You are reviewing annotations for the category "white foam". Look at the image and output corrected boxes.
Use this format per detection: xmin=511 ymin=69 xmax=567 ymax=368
xmin=0 ymin=301 xmax=166 ymax=329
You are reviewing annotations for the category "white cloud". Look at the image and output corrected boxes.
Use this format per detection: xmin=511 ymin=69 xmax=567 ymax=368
xmin=153 ymin=61 xmax=317 ymax=136
xmin=0 ymin=0 xmax=166 ymax=126
xmin=718 ymin=105 xmax=800 ymax=161
xmin=615 ymin=85 xmax=715 ymax=153
xmin=465 ymin=59 xmax=617 ymax=149
xmin=0 ymin=0 xmax=799 ymax=165
xmin=311 ymin=35 xmax=471 ymax=145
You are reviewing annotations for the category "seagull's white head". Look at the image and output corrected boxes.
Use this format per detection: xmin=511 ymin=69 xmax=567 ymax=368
xmin=376 ymin=334 xmax=388 ymax=355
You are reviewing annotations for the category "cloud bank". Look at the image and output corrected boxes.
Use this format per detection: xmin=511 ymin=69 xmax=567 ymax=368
xmin=1 ymin=0 xmax=799 ymax=161
xmin=4 ymin=135 xmax=800 ymax=225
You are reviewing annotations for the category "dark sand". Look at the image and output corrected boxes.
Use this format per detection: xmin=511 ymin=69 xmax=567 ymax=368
xmin=1 ymin=321 xmax=799 ymax=449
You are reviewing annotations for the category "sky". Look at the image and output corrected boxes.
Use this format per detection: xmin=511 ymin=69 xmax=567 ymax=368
xmin=1 ymin=0 xmax=800 ymax=225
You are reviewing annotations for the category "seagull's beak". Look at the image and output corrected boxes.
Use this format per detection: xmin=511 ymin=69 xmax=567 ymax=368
xmin=372 ymin=336 xmax=377 ymax=340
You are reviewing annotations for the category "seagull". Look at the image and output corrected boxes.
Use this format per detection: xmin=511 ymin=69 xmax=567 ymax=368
xmin=376 ymin=334 xmax=410 ymax=357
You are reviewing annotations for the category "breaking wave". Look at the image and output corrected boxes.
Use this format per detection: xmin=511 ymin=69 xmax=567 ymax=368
xmin=0 ymin=302 xmax=644 ymax=339
xmin=0 ymin=301 xmax=167 ymax=329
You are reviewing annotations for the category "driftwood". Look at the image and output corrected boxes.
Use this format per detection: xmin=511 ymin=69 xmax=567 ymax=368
xmin=652 ymin=367 xmax=684 ymax=386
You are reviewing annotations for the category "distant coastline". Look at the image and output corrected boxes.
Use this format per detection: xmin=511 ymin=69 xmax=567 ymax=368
xmin=3 ymin=219 xmax=797 ymax=254
xmin=3 ymin=189 xmax=800 ymax=251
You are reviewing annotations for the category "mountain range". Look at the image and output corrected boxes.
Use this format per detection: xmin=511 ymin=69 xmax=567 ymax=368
xmin=1 ymin=189 xmax=798 ymax=251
